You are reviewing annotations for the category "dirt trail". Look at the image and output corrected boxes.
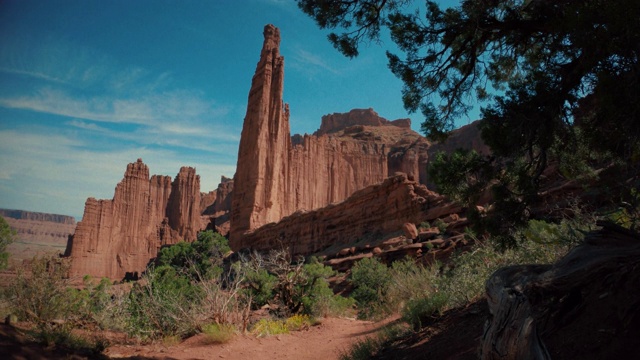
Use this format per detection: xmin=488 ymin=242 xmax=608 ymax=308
xmin=105 ymin=317 xmax=389 ymax=360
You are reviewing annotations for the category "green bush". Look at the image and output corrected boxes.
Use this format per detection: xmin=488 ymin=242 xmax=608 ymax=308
xmin=338 ymin=323 xmax=411 ymax=360
xmin=433 ymin=218 xmax=448 ymax=234
xmin=72 ymin=276 xmax=113 ymax=327
xmin=387 ymin=258 xmax=440 ymax=308
xmin=5 ymin=256 xmax=110 ymax=353
xmin=339 ymin=336 xmax=381 ymax=360
xmin=7 ymin=257 xmax=76 ymax=335
xmin=243 ymin=267 xmax=277 ymax=308
xmin=240 ymin=250 xmax=347 ymax=316
xmin=126 ymin=265 xmax=202 ymax=340
xmin=295 ymin=260 xmax=338 ymax=316
xmin=402 ymin=292 xmax=449 ymax=331
xmin=157 ymin=230 xmax=230 ymax=281
xmin=0 ymin=215 xmax=16 ymax=270
xmin=350 ymin=257 xmax=391 ymax=319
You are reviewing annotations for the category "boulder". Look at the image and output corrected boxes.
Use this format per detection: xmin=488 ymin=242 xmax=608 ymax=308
xmin=402 ymin=222 xmax=419 ymax=240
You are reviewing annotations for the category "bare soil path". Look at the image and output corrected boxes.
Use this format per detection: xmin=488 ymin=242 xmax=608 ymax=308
xmin=1 ymin=317 xmax=391 ymax=360
xmin=106 ymin=317 xmax=388 ymax=360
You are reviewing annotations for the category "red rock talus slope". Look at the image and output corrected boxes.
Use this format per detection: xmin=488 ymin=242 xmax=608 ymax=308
xmin=65 ymin=159 xmax=204 ymax=280
xmin=236 ymin=173 xmax=461 ymax=255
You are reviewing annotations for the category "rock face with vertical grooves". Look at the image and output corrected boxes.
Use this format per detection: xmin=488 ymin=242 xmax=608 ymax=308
xmin=64 ymin=24 xmax=489 ymax=279
xmin=229 ymin=24 xmax=444 ymax=246
xmin=203 ymin=176 xmax=234 ymax=235
xmin=230 ymin=24 xmax=291 ymax=241
xmin=66 ymin=159 xmax=204 ymax=280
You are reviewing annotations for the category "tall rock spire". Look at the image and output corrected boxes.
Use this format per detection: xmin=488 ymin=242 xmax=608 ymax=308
xmin=230 ymin=24 xmax=291 ymax=244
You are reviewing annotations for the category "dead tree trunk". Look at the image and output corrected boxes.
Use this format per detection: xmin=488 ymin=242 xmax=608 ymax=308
xmin=481 ymin=221 xmax=640 ymax=360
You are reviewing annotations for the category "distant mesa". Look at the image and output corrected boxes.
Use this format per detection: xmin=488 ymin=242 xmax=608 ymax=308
xmin=0 ymin=209 xmax=76 ymax=225
xmin=316 ymin=108 xmax=411 ymax=136
xmin=1 ymin=209 xmax=76 ymax=266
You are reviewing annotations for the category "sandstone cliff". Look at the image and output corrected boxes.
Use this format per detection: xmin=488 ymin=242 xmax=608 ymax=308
xmin=231 ymin=24 xmax=291 ymax=241
xmin=236 ymin=173 xmax=462 ymax=256
xmin=66 ymin=159 xmax=205 ymax=280
xmin=316 ymin=108 xmax=411 ymax=136
xmin=229 ymin=25 xmax=434 ymax=246
xmin=203 ymin=176 xmax=234 ymax=235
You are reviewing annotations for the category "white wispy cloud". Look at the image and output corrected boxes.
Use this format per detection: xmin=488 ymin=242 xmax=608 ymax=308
xmin=0 ymin=31 xmax=242 ymax=218
xmin=0 ymin=129 xmax=237 ymax=218
xmin=292 ymin=48 xmax=341 ymax=75
xmin=0 ymin=66 xmax=68 ymax=85
xmin=66 ymin=119 xmax=110 ymax=132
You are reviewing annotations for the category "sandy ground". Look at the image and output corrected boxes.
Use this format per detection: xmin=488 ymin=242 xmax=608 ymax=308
xmin=104 ymin=317 xmax=388 ymax=360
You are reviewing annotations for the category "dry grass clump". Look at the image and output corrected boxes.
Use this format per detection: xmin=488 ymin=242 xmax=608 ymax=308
xmin=201 ymin=323 xmax=236 ymax=344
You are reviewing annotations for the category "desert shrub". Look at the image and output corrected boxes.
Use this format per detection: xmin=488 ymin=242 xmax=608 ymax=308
xmin=284 ymin=314 xmax=315 ymax=331
xmin=240 ymin=250 xmax=345 ymax=316
xmin=0 ymin=215 xmax=16 ymax=270
xmin=295 ymin=259 xmax=341 ymax=316
xmin=350 ymin=257 xmax=391 ymax=319
xmin=386 ymin=258 xmax=440 ymax=309
xmin=243 ymin=267 xmax=277 ymax=308
xmin=338 ymin=323 xmax=410 ymax=360
xmin=124 ymin=231 xmax=249 ymax=340
xmin=427 ymin=218 xmax=585 ymax=310
xmin=72 ymin=276 xmax=113 ymax=328
xmin=201 ymin=323 xmax=236 ymax=344
xmin=433 ymin=218 xmax=448 ymax=233
xmin=5 ymin=255 xmax=110 ymax=354
xmin=300 ymin=278 xmax=356 ymax=318
xmin=402 ymin=292 xmax=449 ymax=331
xmin=157 ymin=230 xmax=230 ymax=281
xmin=126 ymin=265 xmax=202 ymax=340
xmin=251 ymin=318 xmax=289 ymax=337
xmin=198 ymin=266 xmax=253 ymax=332
xmin=251 ymin=314 xmax=317 ymax=337
xmin=7 ymin=256 xmax=77 ymax=339
xmin=339 ymin=336 xmax=381 ymax=360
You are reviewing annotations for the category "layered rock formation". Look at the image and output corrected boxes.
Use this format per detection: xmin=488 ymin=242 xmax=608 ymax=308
xmin=316 ymin=109 xmax=411 ymax=136
xmin=231 ymin=24 xmax=290 ymax=240
xmin=236 ymin=173 xmax=462 ymax=256
xmin=0 ymin=209 xmax=75 ymax=225
xmin=203 ymin=176 xmax=234 ymax=235
xmin=230 ymin=24 xmax=436 ymax=245
xmin=65 ymin=159 xmax=204 ymax=280
xmin=2 ymin=210 xmax=76 ymax=266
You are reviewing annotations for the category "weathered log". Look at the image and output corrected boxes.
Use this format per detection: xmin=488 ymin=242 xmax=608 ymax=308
xmin=482 ymin=221 xmax=640 ymax=359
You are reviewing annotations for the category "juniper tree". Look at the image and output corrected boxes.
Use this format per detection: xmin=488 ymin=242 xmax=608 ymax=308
xmin=298 ymin=0 xmax=640 ymax=242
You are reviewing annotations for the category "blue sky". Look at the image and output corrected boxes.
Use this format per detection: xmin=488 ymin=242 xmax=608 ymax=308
xmin=0 ymin=0 xmax=478 ymax=220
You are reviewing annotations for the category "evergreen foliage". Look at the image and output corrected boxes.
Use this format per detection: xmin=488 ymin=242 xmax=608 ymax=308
xmin=0 ymin=215 xmax=16 ymax=269
xmin=297 ymin=0 xmax=640 ymax=243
